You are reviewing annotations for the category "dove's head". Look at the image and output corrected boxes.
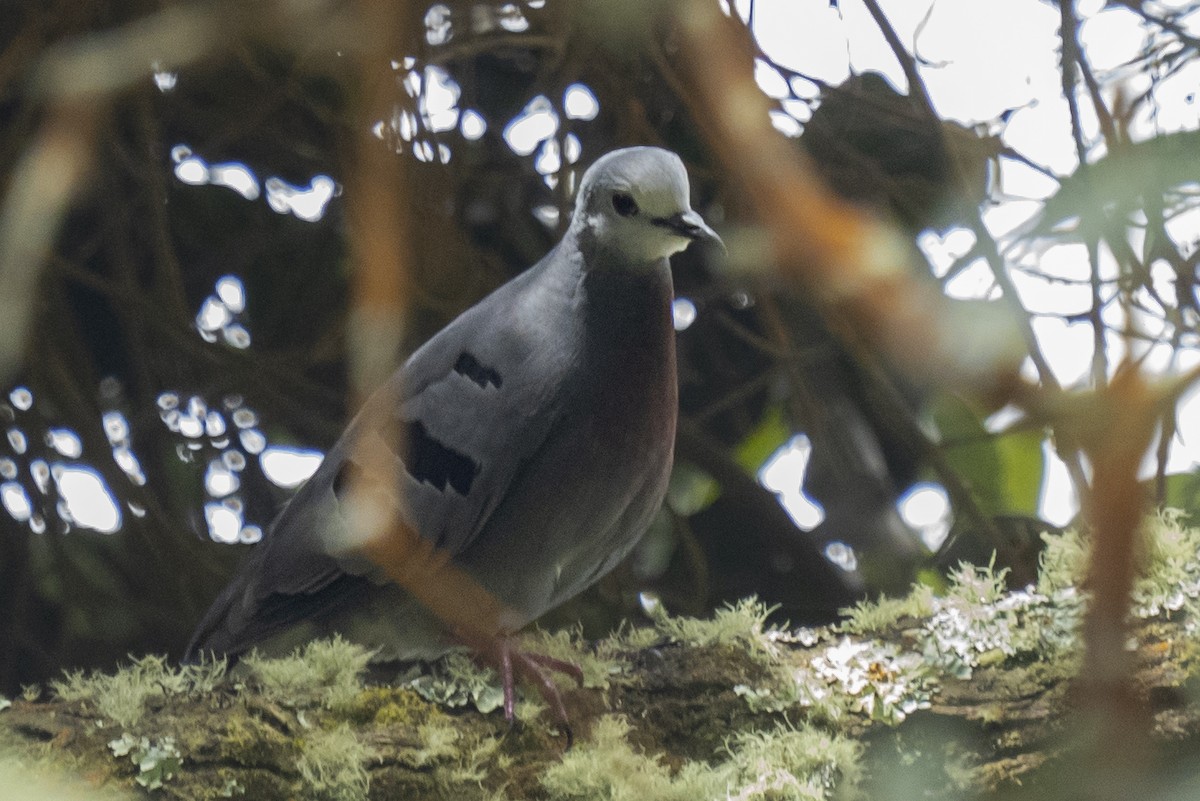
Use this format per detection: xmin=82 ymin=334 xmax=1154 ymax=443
xmin=571 ymin=146 xmax=722 ymax=264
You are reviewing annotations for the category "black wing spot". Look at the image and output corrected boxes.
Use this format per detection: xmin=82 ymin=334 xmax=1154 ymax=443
xmin=454 ymin=352 xmax=503 ymax=389
xmin=404 ymin=419 xmax=480 ymax=495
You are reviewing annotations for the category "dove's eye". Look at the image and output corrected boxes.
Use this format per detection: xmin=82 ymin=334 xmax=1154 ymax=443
xmin=611 ymin=192 xmax=639 ymax=218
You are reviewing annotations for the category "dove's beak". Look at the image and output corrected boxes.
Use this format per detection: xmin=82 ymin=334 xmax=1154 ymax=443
xmin=654 ymin=210 xmax=725 ymax=253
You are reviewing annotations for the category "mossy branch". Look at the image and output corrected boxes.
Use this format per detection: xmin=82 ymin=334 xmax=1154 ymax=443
xmin=6 ymin=514 xmax=1200 ymax=800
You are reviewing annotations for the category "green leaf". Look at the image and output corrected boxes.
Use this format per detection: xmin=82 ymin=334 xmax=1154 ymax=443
xmin=1031 ymin=129 xmax=1200 ymax=242
xmin=993 ymin=428 xmax=1045 ymax=516
xmin=1161 ymin=470 xmax=1200 ymax=522
xmin=932 ymin=394 xmax=1043 ymax=517
xmin=666 ymin=461 xmax=721 ymax=516
xmin=734 ymin=406 xmax=792 ymax=475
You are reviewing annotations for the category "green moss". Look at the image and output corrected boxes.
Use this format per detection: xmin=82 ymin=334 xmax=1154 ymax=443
xmin=441 ymin=729 xmax=506 ymax=787
xmin=837 ymin=586 xmax=935 ymax=635
xmin=334 ymin=685 xmax=441 ymax=728
xmin=1035 ymin=527 xmax=1089 ymax=596
xmin=51 ymin=654 xmax=226 ymax=728
xmin=725 ymin=723 xmax=863 ymax=801
xmin=243 ymin=636 xmax=374 ymax=710
xmin=295 ymin=723 xmax=373 ymax=801
xmin=217 ymin=715 xmax=294 ymax=766
xmin=1133 ymin=509 xmax=1200 ymax=618
xmin=646 ymin=598 xmax=782 ymax=663
xmin=542 ymin=715 xmax=860 ymax=801
xmin=615 ymin=621 xmax=663 ymax=650
xmin=809 ymin=517 xmax=1200 ymax=723
xmin=1034 ymin=509 xmax=1200 ymax=617
xmin=412 ymin=717 xmax=462 ymax=767
xmin=944 ymin=559 xmax=1009 ymax=606
xmin=541 ymin=715 xmax=727 ymax=800
xmin=522 ymin=626 xmax=624 ymax=690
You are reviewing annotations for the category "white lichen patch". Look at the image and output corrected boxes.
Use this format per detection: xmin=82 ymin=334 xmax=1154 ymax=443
xmin=108 ymin=733 xmax=182 ymax=790
xmin=796 ymin=638 xmax=933 ymax=724
xmin=920 ymin=563 xmax=1083 ymax=680
xmin=781 ymin=510 xmax=1200 ymax=731
xmin=406 ymin=652 xmax=506 ymax=714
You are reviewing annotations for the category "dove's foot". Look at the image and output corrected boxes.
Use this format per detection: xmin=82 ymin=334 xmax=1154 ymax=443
xmin=465 ymin=633 xmax=585 ymax=747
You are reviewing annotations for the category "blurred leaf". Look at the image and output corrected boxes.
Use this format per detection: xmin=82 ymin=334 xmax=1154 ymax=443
xmin=914 ymin=568 xmax=949 ymax=595
xmin=1162 ymin=470 xmax=1200 ymax=522
xmin=993 ymin=428 xmax=1045 ymax=517
xmin=733 ymin=405 xmax=791 ymax=475
xmin=933 ymin=394 xmax=1043 ymax=517
xmin=1029 ymin=129 xmax=1200 ymax=241
xmin=667 ymin=461 xmax=721 ymax=516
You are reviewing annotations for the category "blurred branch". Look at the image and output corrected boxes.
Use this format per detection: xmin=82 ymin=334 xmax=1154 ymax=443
xmin=686 ymin=367 xmax=778 ymax=426
xmin=857 ymin=0 xmax=1089 ymax=461
xmin=335 ymin=0 xmax=522 ymax=650
xmin=0 ymin=100 xmax=100 ymax=381
xmin=859 ymin=0 xmax=931 ymax=111
xmin=30 ymin=1 xmax=358 ymax=102
xmin=1059 ymin=0 xmax=1111 ymax=393
xmin=342 ymin=3 xmax=412 ymax=398
xmin=1060 ymin=1 xmax=1118 ymax=149
xmin=426 ymin=33 xmax=563 ymax=68
xmin=970 ymin=216 xmax=1102 ymax=503
xmin=1114 ymin=0 xmax=1200 ymax=57
xmin=1073 ymin=366 xmax=1158 ymax=790
xmin=1013 ymin=360 xmax=1200 ymax=794
xmin=710 ymin=309 xmax=795 ymax=360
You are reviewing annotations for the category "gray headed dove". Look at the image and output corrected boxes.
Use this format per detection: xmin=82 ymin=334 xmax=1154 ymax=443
xmin=185 ymin=146 xmax=721 ymax=724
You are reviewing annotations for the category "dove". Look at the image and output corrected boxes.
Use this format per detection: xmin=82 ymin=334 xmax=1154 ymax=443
xmin=185 ymin=146 xmax=722 ymax=728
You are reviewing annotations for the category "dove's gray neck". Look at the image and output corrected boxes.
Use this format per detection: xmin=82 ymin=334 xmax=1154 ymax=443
xmin=551 ymin=228 xmax=674 ymax=318
xmin=566 ymin=235 xmax=675 ymax=385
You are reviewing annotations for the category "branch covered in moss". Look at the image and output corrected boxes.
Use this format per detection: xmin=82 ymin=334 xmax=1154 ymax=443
xmin=6 ymin=514 xmax=1200 ymax=800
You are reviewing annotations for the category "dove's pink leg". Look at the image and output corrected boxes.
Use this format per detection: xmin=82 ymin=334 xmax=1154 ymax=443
xmin=458 ymin=631 xmax=585 ymax=747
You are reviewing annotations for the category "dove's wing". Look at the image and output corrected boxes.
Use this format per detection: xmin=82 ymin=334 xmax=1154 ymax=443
xmin=185 ymin=250 xmax=585 ymax=659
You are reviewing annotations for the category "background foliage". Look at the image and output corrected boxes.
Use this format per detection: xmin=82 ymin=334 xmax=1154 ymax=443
xmin=3 ymin=0 xmax=1200 ymax=700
